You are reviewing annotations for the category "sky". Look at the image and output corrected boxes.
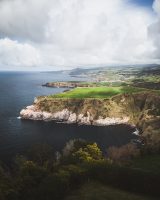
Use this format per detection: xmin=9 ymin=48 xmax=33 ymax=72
xmin=0 ymin=0 xmax=159 ymax=71
xmin=133 ymin=0 xmax=154 ymax=7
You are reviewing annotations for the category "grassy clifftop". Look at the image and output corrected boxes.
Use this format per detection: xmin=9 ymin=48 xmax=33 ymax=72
xmin=49 ymin=87 xmax=147 ymax=99
xmin=35 ymin=89 xmax=160 ymax=143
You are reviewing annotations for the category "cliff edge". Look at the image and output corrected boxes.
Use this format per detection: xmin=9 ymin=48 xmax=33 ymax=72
xmin=20 ymin=92 xmax=160 ymax=142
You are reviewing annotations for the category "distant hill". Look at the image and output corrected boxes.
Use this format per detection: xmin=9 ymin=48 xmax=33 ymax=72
xmin=69 ymin=64 xmax=160 ymax=76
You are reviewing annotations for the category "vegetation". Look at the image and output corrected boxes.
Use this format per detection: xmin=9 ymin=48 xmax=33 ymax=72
xmin=44 ymin=65 xmax=160 ymax=90
xmin=15 ymin=65 xmax=160 ymax=199
xmin=130 ymin=155 xmax=160 ymax=174
xmin=136 ymin=75 xmax=160 ymax=83
xmin=107 ymin=143 xmax=140 ymax=163
xmin=0 ymin=139 xmax=160 ymax=200
xmin=65 ymin=181 xmax=156 ymax=200
xmin=35 ymin=90 xmax=160 ymax=148
xmin=50 ymin=86 xmax=146 ymax=99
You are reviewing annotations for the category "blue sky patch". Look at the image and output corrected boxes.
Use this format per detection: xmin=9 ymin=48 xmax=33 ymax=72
xmin=132 ymin=0 xmax=154 ymax=7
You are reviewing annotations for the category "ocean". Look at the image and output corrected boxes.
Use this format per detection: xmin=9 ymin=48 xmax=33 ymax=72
xmin=0 ymin=71 xmax=137 ymax=163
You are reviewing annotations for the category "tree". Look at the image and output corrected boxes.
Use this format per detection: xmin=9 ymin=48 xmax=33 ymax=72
xmin=62 ymin=139 xmax=87 ymax=157
xmin=72 ymin=143 xmax=102 ymax=162
xmin=62 ymin=139 xmax=89 ymax=164
xmin=0 ymin=165 xmax=17 ymax=200
xmin=16 ymin=160 xmax=48 ymax=200
xmin=27 ymin=143 xmax=54 ymax=166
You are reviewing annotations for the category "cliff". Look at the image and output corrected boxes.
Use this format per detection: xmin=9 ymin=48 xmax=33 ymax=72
xmin=42 ymin=81 xmax=90 ymax=88
xmin=20 ymin=92 xmax=160 ymax=142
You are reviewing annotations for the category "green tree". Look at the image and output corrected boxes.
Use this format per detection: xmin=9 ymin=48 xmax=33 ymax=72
xmin=62 ymin=139 xmax=89 ymax=164
xmin=72 ymin=143 xmax=102 ymax=163
xmin=27 ymin=143 xmax=54 ymax=166
xmin=0 ymin=165 xmax=17 ymax=200
xmin=15 ymin=160 xmax=48 ymax=200
xmin=62 ymin=139 xmax=87 ymax=157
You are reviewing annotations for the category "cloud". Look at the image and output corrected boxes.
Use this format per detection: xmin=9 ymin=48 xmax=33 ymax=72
xmin=0 ymin=0 xmax=159 ymax=70
xmin=0 ymin=38 xmax=41 ymax=68
xmin=153 ymin=0 xmax=160 ymax=14
xmin=148 ymin=0 xmax=160 ymax=60
xmin=0 ymin=0 xmax=51 ymax=42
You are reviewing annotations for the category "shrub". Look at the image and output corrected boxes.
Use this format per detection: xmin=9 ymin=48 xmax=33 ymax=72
xmin=62 ymin=139 xmax=87 ymax=157
xmin=107 ymin=143 xmax=140 ymax=163
xmin=72 ymin=143 xmax=103 ymax=163
xmin=27 ymin=143 xmax=54 ymax=167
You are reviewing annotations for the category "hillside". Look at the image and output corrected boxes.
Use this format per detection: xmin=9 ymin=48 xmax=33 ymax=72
xmin=20 ymin=90 xmax=160 ymax=145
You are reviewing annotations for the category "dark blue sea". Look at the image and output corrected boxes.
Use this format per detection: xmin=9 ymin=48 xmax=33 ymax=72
xmin=0 ymin=71 xmax=137 ymax=163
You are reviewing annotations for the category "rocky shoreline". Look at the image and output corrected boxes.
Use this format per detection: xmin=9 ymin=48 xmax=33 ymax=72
xmin=20 ymin=105 xmax=130 ymax=126
xmin=19 ymin=92 xmax=160 ymax=144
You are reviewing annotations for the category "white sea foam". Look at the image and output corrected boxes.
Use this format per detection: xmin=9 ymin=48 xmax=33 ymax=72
xmin=132 ymin=128 xmax=139 ymax=136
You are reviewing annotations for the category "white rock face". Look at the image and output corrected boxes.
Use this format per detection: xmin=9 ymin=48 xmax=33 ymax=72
xmin=20 ymin=105 xmax=130 ymax=126
xmin=42 ymin=112 xmax=53 ymax=121
xmin=93 ymin=117 xmax=129 ymax=126
xmin=20 ymin=107 xmax=71 ymax=121
xmin=53 ymin=109 xmax=70 ymax=121
xmin=20 ymin=105 xmax=44 ymax=120
xmin=68 ymin=113 xmax=77 ymax=123
xmin=77 ymin=112 xmax=93 ymax=125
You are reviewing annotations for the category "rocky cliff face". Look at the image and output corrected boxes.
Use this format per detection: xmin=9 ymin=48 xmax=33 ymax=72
xmin=20 ymin=106 xmax=129 ymax=126
xmin=20 ymin=92 xmax=160 ymax=141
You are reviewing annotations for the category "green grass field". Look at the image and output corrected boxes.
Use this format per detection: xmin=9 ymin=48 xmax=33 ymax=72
xmin=50 ymin=86 xmax=146 ymax=99
xmin=65 ymin=181 xmax=156 ymax=200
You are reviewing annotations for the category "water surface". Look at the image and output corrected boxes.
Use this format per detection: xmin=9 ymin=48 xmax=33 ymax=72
xmin=0 ymin=71 xmax=137 ymax=163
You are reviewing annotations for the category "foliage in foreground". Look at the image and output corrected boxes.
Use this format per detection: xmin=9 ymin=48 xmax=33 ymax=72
xmin=0 ymin=140 xmax=160 ymax=200
xmin=65 ymin=181 xmax=155 ymax=200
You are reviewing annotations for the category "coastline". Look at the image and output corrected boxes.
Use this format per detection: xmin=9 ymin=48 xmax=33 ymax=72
xmin=20 ymin=104 xmax=131 ymax=126
xmin=19 ymin=91 xmax=160 ymax=144
xmin=19 ymin=102 xmax=132 ymax=127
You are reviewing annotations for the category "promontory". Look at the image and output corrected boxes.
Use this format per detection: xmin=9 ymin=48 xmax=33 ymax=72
xmin=20 ymin=85 xmax=160 ymax=145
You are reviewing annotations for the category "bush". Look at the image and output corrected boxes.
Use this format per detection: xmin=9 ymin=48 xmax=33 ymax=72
xmin=36 ymin=165 xmax=86 ymax=200
xmin=85 ymin=160 xmax=160 ymax=198
xmin=140 ymin=130 xmax=160 ymax=155
xmin=62 ymin=139 xmax=87 ymax=157
xmin=27 ymin=143 xmax=54 ymax=166
xmin=72 ymin=143 xmax=103 ymax=163
xmin=107 ymin=143 xmax=140 ymax=163
xmin=36 ymin=171 xmax=70 ymax=200
xmin=16 ymin=160 xmax=48 ymax=200
xmin=0 ymin=166 xmax=17 ymax=200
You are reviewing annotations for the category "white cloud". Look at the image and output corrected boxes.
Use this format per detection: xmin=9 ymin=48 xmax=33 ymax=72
xmin=0 ymin=0 xmax=51 ymax=42
xmin=148 ymin=0 xmax=160 ymax=60
xmin=153 ymin=0 xmax=160 ymax=15
xmin=0 ymin=38 xmax=41 ymax=68
xmin=0 ymin=0 xmax=159 ymax=70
